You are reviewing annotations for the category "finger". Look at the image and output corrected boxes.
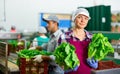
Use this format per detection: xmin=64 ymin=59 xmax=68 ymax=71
xmin=34 ymin=58 xmax=37 ymax=61
xmin=92 ymin=59 xmax=95 ymax=63
xmin=92 ymin=57 xmax=94 ymax=60
xmin=87 ymin=59 xmax=91 ymax=65
xmin=95 ymin=60 xmax=98 ymax=63
xmin=87 ymin=58 xmax=91 ymax=62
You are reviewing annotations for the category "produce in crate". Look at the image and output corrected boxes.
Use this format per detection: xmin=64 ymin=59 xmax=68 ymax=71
xmin=17 ymin=49 xmax=53 ymax=58
xmin=8 ymin=40 xmax=18 ymax=46
xmin=17 ymin=49 xmax=52 ymax=74
xmin=88 ymin=33 xmax=114 ymax=61
xmin=54 ymin=42 xmax=80 ymax=70
xmin=8 ymin=40 xmax=18 ymax=52
xmin=17 ymin=49 xmax=53 ymax=66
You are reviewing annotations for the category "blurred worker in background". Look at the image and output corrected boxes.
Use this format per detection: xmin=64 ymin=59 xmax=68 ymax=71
xmin=41 ymin=15 xmax=63 ymax=52
xmin=10 ymin=25 xmax=16 ymax=32
xmin=0 ymin=26 xmax=6 ymax=32
xmin=32 ymin=26 xmax=49 ymax=47
xmin=58 ymin=8 xmax=98 ymax=74
xmin=33 ymin=15 xmax=64 ymax=74
xmin=30 ymin=15 xmax=63 ymax=51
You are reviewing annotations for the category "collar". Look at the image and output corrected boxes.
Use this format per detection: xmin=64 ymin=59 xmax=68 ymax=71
xmin=69 ymin=29 xmax=92 ymax=39
xmin=51 ymin=30 xmax=61 ymax=38
xmin=84 ymin=30 xmax=92 ymax=39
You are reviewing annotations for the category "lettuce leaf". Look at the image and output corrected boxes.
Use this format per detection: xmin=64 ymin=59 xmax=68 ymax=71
xmin=88 ymin=33 xmax=114 ymax=61
xmin=54 ymin=42 xmax=80 ymax=70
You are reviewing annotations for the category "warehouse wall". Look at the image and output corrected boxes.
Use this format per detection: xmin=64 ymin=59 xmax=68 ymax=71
xmin=0 ymin=0 xmax=120 ymax=32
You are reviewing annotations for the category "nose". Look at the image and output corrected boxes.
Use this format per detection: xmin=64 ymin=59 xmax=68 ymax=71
xmin=81 ymin=18 xmax=84 ymax=22
xmin=81 ymin=17 xmax=86 ymax=22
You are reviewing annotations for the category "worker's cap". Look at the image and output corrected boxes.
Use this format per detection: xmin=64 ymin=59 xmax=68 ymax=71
xmin=38 ymin=26 xmax=47 ymax=34
xmin=72 ymin=8 xmax=91 ymax=21
xmin=43 ymin=15 xmax=59 ymax=23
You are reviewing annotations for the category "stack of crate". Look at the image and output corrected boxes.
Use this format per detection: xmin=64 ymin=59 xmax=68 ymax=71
xmin=19 ymin=58 xmax=49 ymax=74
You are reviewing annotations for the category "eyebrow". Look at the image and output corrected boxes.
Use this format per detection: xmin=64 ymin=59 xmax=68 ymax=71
xmin=78 ymin=14 xmax=88 ymax=18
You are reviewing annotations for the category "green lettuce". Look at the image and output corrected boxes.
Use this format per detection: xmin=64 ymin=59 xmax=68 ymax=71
xmin=54 ymin=42 xmax=80 ymax=70
xmin=88 ymin=33 xmax=114 ymax=61
xmin=17 ymin=49 xmax=52 ymax=58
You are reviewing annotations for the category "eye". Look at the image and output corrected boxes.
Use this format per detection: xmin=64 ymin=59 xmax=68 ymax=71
xmin=85 ymin=17 xmax=89 ymax=20
xmin=77 ymin=16 xmax=82 ymax=19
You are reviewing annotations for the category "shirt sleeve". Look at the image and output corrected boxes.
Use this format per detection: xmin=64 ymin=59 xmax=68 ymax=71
xmin=58 ymin=33 xmax=67 ymax=45
xmin=32 ymin=38 xmax=38 ymax=47
xmin=41 ymin=43 xmax=48 ymax=50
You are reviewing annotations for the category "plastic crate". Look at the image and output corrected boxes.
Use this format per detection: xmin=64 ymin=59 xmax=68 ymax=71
xmin=19 ymin=58 xmax=49 ymax=74
xmin=97 ymin=61 xmax=120 ymax=70
xmin=91 ymin=61 xmax=120 ymax=74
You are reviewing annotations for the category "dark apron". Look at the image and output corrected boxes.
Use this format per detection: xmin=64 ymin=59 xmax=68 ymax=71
xmin=66 ymin=37 xmax=91 ymax=74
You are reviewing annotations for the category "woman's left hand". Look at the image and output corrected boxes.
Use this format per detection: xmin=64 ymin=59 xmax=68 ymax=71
xmin=87 ymin=58 xmax=98 ymax=69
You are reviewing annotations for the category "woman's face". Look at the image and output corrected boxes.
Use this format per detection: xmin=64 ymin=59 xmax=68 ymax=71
xmin=74 ymin=14 xmax=89 ymax=29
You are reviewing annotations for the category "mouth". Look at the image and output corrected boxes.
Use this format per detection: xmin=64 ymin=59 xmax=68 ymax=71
xmin=80 ymin=23 xmax=86 ymax=26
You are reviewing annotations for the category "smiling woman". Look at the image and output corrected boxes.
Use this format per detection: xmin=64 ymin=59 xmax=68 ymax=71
xmin=74 ymin=14 xmax=89 ymax=30
xmin=58 ymin=8 xmax=98 ymax=74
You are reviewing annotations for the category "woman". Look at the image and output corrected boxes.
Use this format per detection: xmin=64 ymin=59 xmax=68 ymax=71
xmin=32 ymin=26 xmax=49 ymax=47
xmin=58 ymin=8 xmax=98 ymax=74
